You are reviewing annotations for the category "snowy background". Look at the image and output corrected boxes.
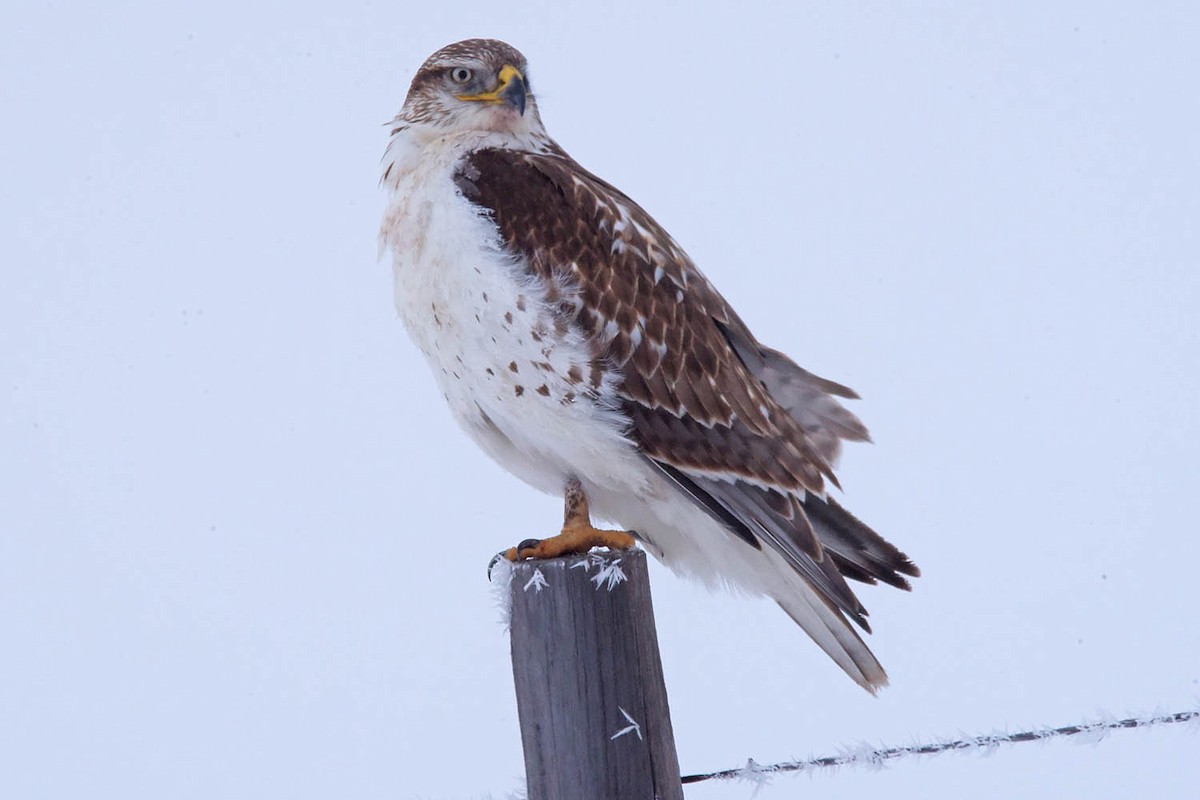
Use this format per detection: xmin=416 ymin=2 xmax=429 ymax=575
xmin=3 ymin=2 xmax=1198 ymax=798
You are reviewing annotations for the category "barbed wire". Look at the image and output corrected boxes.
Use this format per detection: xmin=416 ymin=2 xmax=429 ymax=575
xmin=681 ymin=707 xmax=1199 ymax=786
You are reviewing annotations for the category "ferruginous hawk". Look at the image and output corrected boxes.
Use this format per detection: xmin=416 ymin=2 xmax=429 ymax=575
xmin=379 ymin=39 xmax=918 ymax=691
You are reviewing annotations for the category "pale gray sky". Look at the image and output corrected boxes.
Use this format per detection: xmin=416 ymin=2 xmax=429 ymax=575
xmin=2 ymin=2 xmax=1198 ymax=798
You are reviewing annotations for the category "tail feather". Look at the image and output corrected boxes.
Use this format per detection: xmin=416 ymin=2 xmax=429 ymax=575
xmin=650 ymin=457 xmax=914 ymax=691
xmin=775 ymin=584 xmax=888 ymax=693
xmin=804 ymin=495 xmax=920 ymax=590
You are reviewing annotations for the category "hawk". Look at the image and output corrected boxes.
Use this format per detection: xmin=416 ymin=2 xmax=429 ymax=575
xmin=380 ymin=39 xmax=918 ymax=691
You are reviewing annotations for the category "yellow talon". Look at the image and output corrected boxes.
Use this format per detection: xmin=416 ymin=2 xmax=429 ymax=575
xmin=503 ymin=477 xmax=637 ymax=562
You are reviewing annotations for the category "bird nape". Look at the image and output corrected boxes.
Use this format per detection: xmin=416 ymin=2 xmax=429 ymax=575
xmin=379 ymin=38 xmax=918 ymax=693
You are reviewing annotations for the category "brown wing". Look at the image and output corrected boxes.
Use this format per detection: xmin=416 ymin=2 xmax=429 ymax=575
xmin=454 ymin=147 xmax=917 ymax=627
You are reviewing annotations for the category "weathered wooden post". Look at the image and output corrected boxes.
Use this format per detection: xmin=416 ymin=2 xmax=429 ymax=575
xmin=505 ymin=548 xmax=684 ymax=800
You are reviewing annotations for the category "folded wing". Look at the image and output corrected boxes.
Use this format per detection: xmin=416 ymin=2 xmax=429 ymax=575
xmin=455 ymin=146 xmax=918 ymax=690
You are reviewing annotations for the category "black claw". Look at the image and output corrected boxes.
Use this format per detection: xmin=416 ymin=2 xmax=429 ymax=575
xmin=487 ymin=538 xmax=548 ymax=579
xmin=486 ymin=550 xmax=508 ymax=580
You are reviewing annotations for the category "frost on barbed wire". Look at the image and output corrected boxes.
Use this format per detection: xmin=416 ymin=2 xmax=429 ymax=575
xmin=732 ymin=758 xmax=773 ymax=798
xmin=681 ymin=707 xmax=1200 ymax=786
xmin=1071 ymin=710 xmax=1117 ymax=746
xmin=845 ymin=740 xmax=889 ymax=771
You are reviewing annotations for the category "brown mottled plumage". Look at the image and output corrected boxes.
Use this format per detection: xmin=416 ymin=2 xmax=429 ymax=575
xmin=453 ymin=147 xmax=918 ymax=634
xmin=456 ymin=151 xmax=837 ymax=490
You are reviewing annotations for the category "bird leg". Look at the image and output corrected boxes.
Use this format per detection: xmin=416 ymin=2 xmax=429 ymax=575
xmin=504 ymin=478 xmax=636 ymax=561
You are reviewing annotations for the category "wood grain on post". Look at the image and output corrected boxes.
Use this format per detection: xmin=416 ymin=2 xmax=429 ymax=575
xmin=507 ymin=548 xmax=683 ymax=800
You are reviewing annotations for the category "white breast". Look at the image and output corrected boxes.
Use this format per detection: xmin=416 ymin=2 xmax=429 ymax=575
xmin=379 ymin=136 xmax=651 ymax=500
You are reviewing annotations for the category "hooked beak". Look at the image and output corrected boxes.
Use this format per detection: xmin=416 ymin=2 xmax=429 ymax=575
xmin=457 ymin=64 xmax=527 ymax=116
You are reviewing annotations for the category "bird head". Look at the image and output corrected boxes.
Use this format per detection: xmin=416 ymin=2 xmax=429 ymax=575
xmin=395 ymin=39 xmax=541 ymax=136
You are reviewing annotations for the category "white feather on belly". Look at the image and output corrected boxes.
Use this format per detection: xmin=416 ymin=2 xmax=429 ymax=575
xmin=381 ymin=133 xmax=650 ymax=500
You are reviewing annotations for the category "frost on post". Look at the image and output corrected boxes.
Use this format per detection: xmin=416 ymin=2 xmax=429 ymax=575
xmin=567 ymin=551 xmax=628 ymax=591
xmin=490 ymin=556 xmax=516 ymax=629
xmin=523 ymin=568 xmax=548 ymax=593
xmin=609 ymin=706 xmax=643 ymax=741
xmin=494 ymin=550 xmax=628 ymax=629
xmin=591 ymin=558 xmax=627 ymax=591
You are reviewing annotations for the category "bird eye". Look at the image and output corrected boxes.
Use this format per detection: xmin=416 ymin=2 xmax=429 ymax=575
xmin=450 ymin=67 xmax=473 ymax=84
